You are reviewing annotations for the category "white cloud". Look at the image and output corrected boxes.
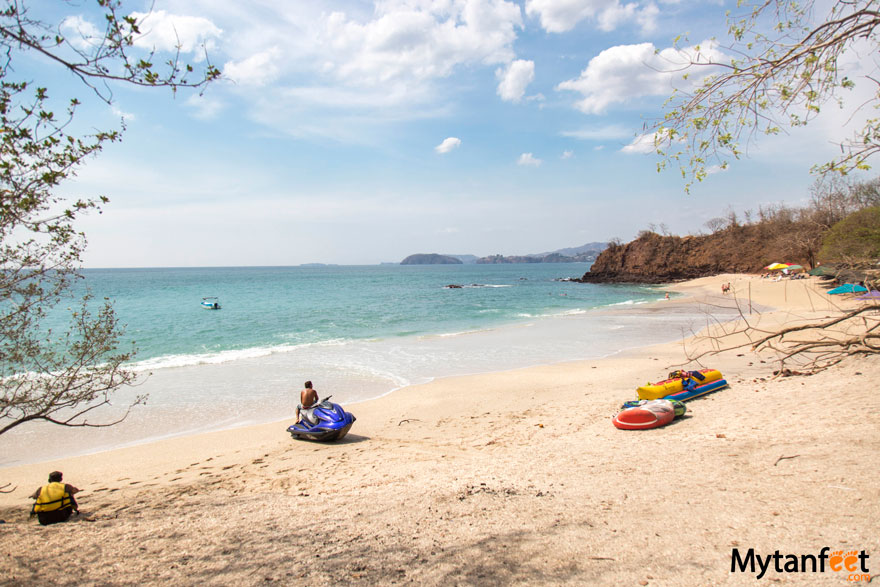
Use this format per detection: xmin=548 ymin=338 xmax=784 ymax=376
xmin=185 ymin=94 xmax=225 ymax=120
xmin=556 ymin=40 xmax=723 ymax=114
xmin=319 ymin=0 xmax=523 ymax=86
xmin=517 ymin=152 xmax=542 ymax=166
xmin=561 ymin=150 xmax=573 ymax=159
xmin=130 ymin=10 xmax=222 ymax=57
xmin=525 ymin=0 xmax=659 ymax=34
xmin=435 ymin=137 xmax=462 ymax=154
xmin=111 ymin=106 xmax=136 ymax=122
xmin=620 ymin=132 xmax=658 ymax=154
xmin=223 ymin=48 xmax=282 ymax=87
xmin=560 ymin=124 xmax=633 ymax=140
xmin=60 ymin=16 xmax=103 ymax=51
xmin=496 ymin=60 xmax=535 ymax=102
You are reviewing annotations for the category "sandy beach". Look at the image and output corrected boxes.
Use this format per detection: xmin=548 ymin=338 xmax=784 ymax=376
xmin=1 ymin=274 xmax=877 ymax=585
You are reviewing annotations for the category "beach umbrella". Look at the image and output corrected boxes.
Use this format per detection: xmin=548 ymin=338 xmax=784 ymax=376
xmin=856 ymin=290 xmax=880 ymax=300
xmin=785 ymin=264 xmax=804 ymax=271
xmin=764 ymin=263 xmax=791 ymax=270
xmin=827 ymin=283 xmax=869 ymax=295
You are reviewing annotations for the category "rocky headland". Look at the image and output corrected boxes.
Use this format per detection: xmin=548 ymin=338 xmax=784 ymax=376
xmin=577 ymin=227 xmax=814 ymax=284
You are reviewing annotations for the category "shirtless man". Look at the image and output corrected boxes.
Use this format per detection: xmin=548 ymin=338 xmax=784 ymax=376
xmin=296 ymin=380 xmax=319 ymax=424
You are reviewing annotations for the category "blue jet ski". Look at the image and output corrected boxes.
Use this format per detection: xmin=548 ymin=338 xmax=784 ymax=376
xmin=287 ymin=396 xmax=356 ymax=442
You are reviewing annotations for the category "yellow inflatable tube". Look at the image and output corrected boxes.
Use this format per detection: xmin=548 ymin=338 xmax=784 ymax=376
xmin=637 ymin=369 xmax=723 ymax=400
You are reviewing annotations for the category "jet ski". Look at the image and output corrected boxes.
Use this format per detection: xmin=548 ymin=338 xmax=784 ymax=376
xmin=286 ymin=396 xmax=356 ymax=441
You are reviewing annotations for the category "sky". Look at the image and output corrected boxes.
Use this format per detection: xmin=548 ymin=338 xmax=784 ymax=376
xmin=22 ymin=0 xmax=880 ymax=267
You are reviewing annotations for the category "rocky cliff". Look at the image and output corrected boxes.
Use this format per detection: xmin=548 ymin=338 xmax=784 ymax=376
xmin=578 ymin=227 xmax=815 ymax=284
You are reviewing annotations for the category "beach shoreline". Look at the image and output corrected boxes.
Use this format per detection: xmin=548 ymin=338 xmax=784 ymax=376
xmin=0 ymin=273 xmax=735 ymax=469
xmin=1 ymin=273 xmax=877 ymax=585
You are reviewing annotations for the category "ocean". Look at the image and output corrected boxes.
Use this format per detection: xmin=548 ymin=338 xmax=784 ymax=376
xmin=2 ymin=263 xmax=728 ymax=466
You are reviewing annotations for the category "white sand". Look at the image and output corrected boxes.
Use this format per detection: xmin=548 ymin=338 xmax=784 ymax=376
xmin=1 ymin=274 xmax=877 ymax=585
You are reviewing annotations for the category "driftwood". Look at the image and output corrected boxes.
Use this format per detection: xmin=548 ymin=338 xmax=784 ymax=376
xmin=681 ymin=284 xmax=879 ymax=374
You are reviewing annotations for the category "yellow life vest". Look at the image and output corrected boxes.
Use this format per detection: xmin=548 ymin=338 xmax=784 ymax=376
xmin=34 ymin=482 xmax=71 ymax=513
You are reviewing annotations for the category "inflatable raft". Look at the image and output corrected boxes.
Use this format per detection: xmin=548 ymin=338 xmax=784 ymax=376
xmin=613 ymin=399 xmax=677 ymax=430
xmin=637 ymin=368 xmax=723 ymax=400
xmin=665 ymin=378 xmax=729 ymax=402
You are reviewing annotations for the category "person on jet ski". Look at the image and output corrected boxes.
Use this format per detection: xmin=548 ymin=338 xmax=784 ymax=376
xmin=296 ymin=380 xmax=319 ymax=425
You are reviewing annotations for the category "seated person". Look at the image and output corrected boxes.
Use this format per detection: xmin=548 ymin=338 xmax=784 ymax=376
xmin=296 ymin=380 xmax=320 ymax=425
xmin=30 ymin=471 xmax=79 ymax=525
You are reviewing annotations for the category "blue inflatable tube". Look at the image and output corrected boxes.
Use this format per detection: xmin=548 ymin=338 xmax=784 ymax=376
xmin=665 ymin=378 xmax=729 ymax=402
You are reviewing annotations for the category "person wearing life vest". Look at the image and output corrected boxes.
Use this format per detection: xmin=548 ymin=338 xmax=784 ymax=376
xmin=29 ymin=471 xmax=80 ymax=525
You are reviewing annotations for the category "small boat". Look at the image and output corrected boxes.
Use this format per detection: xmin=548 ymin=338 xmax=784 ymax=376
xmin=201 ymin=297 xmax=221 ymax=310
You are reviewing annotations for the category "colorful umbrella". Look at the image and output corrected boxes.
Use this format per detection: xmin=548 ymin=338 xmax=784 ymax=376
xmin=785 ymin=264 xmax=804 ymax=271
xmin=827 ymin=283 xmax=869 ymax=295
xmin=764 ymin=263 xmax=791 ymax=270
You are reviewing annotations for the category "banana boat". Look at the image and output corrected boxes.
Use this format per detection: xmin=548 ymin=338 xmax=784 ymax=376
xmin=637 ymin=368 xmax=723 ymax=400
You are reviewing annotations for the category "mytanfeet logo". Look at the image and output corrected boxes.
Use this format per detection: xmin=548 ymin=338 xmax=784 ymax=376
xmin=731 ymin=547 xmax=871 ymax=581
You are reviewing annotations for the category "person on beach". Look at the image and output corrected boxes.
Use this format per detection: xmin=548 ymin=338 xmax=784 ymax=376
xmin=29 ymin=471 xmax=79 ymax=526
xmin=296 ymin=380 xmax=319 ymax=425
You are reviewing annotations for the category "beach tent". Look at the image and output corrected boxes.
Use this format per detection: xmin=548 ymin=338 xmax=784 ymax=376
xmin=827 ymin=283 xmax=868 ymax=295
xmin=764 ymin=263 xmax=791 ymax=270
xmin=808 ymin=266 xmax=837 ymax=276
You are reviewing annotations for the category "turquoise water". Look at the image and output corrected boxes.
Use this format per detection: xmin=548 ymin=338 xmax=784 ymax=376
xmin=66 ymin=264 xmax=660 ymax=370
xmin=5 ymin=263 xmax=718 ymax=466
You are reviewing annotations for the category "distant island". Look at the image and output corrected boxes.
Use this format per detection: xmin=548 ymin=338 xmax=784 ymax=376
xmin=477 ymin=251 xmax=598 ymax=264
xmin=399 ymin=243 xmax=607 ymax=265
xmin=400 ymin=253 xmax=463 ymax=265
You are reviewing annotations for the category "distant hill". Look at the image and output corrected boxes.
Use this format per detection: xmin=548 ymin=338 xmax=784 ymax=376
xmin=398 ymin=243 xmax=607 ymax=265
xmin=400 ymin=253 xmax=463 ymax=265
xmin=476 ymin=243 xmax=607 ymax=264
xmin=535 ymin=242 xmax=609 ymax=258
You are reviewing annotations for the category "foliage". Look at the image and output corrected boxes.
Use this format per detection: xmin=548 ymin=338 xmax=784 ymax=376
xmin=819 ymin=206 xmax=880 ymax=261
xmin=0 ymin=1 xmax=218 ymax=435
xmin=690 ymin=175 xmax=878 ymax=268
xmin=656 ymin=0 xmax=880 ymax=191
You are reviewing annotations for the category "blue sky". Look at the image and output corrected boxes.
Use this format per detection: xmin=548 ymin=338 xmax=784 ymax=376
xmin=28 ymin=0 xmax=877 ymax=266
